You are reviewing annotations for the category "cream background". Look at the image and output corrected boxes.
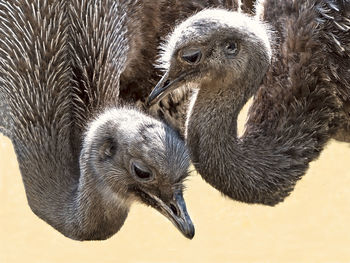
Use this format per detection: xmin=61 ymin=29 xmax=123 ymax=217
xmin=1 ymin=103 xmax=350 ymax=263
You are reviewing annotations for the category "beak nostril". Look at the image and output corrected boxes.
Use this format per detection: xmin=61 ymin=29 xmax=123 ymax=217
xmin=170 ymin=203 xmax=179 ymax=217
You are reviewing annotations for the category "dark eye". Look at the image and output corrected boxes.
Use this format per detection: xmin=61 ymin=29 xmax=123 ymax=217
xmin=181 ymin=47 xmax=202 ymax=64
xmin=225 ymin=42 xmax=238 ymax=56
xmin=131 ymin=161 xmax=153 ymax=181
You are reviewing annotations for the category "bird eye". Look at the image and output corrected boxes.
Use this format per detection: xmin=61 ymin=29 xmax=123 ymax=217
xmin=131 ymin=161 xmax=153 ymax=181
xmin=180 ymin=47 xmax=202 ymax=64
xmin=225 ymin=42 xmax=238 ymax=56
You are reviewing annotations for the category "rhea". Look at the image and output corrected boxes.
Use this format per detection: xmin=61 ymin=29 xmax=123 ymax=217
xmin=119 ymin=0 xmax=244 ymax=137
xmin=0 ymin=0 xmax=194 ymax=240
xmin=148 ymin=2 xmax=350 ymax=206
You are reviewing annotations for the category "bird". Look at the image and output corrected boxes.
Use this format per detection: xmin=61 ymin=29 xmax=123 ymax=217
xmin=148 ymin=0 xmax=350 ymax=206
xmin=117 ymin=0 xmax=254 ymax=137
xmin=118 ymin=0 xmax=241 ymax=103
xmin=0 ymin=0 xmax=197 ymax=241
xmin=0 ymin=0 xmax=264 ymax=240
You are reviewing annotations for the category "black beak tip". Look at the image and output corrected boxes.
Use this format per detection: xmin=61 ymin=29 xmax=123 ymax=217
xmin=184 ymin=225 xmax=195 ymax=240
xmin=146 ymin=96 xmax=154 ymax=107
xmin=146 ymin=90 xmax=160 ymax=106
xmin=147 ymin=74 xmax=174 ymax=106
xmin=174 ymin=193 xmax=195 ymax=240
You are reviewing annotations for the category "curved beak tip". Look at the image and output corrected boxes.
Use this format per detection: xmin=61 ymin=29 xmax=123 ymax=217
xmin=147 ymin=71 xmax=183 ymax=106
xmin=147 ymin=82 xmax=168 ymax=106
xmin=183 ymin=223 xmax=195 ymax=240
xmin=146 ymin=91 xmax=158 ymax=106
xmin=172 ymin=193 xmax=195 ymax=240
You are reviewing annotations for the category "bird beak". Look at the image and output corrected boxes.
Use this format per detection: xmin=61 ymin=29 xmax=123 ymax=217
xmin=150 ymin=191 xmax=195 ymax=239
xmin=147 ymin=71 xmax=187 ymax=106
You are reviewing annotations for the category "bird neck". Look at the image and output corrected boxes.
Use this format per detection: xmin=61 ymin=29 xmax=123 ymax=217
xmin=72 ymin=152 xmax=130 ymax=240
xmin=186 ymin=76 xmax=335 ymax=206
xmin=16 ymin=132 xmax=128 ymax=241
xmin=187 ymin=78 xmax=246 ymax=165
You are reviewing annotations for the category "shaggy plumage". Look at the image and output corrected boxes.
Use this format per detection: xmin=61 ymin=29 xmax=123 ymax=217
xmin=124 ymin=0 xmax=246 ymax=136
xmin=0 ymin=92 xmax=10 ymax=137
xmin=0 ymin=0 xmax=200 ymax=240
xmin=120 ymin=0 xmax=240 ymax=102
xmin=148 ymin=0 xmax=350 ymax=206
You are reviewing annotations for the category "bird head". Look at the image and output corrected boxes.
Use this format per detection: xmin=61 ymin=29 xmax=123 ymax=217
xmin=147 ymin=9 xmax=272 ymax=105
xmin=82 ymin=108 xmax=194 ymax=239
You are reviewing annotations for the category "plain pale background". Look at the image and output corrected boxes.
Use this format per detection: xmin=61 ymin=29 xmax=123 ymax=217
xmin=1 ymin=102 xmax=350 ymax=263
